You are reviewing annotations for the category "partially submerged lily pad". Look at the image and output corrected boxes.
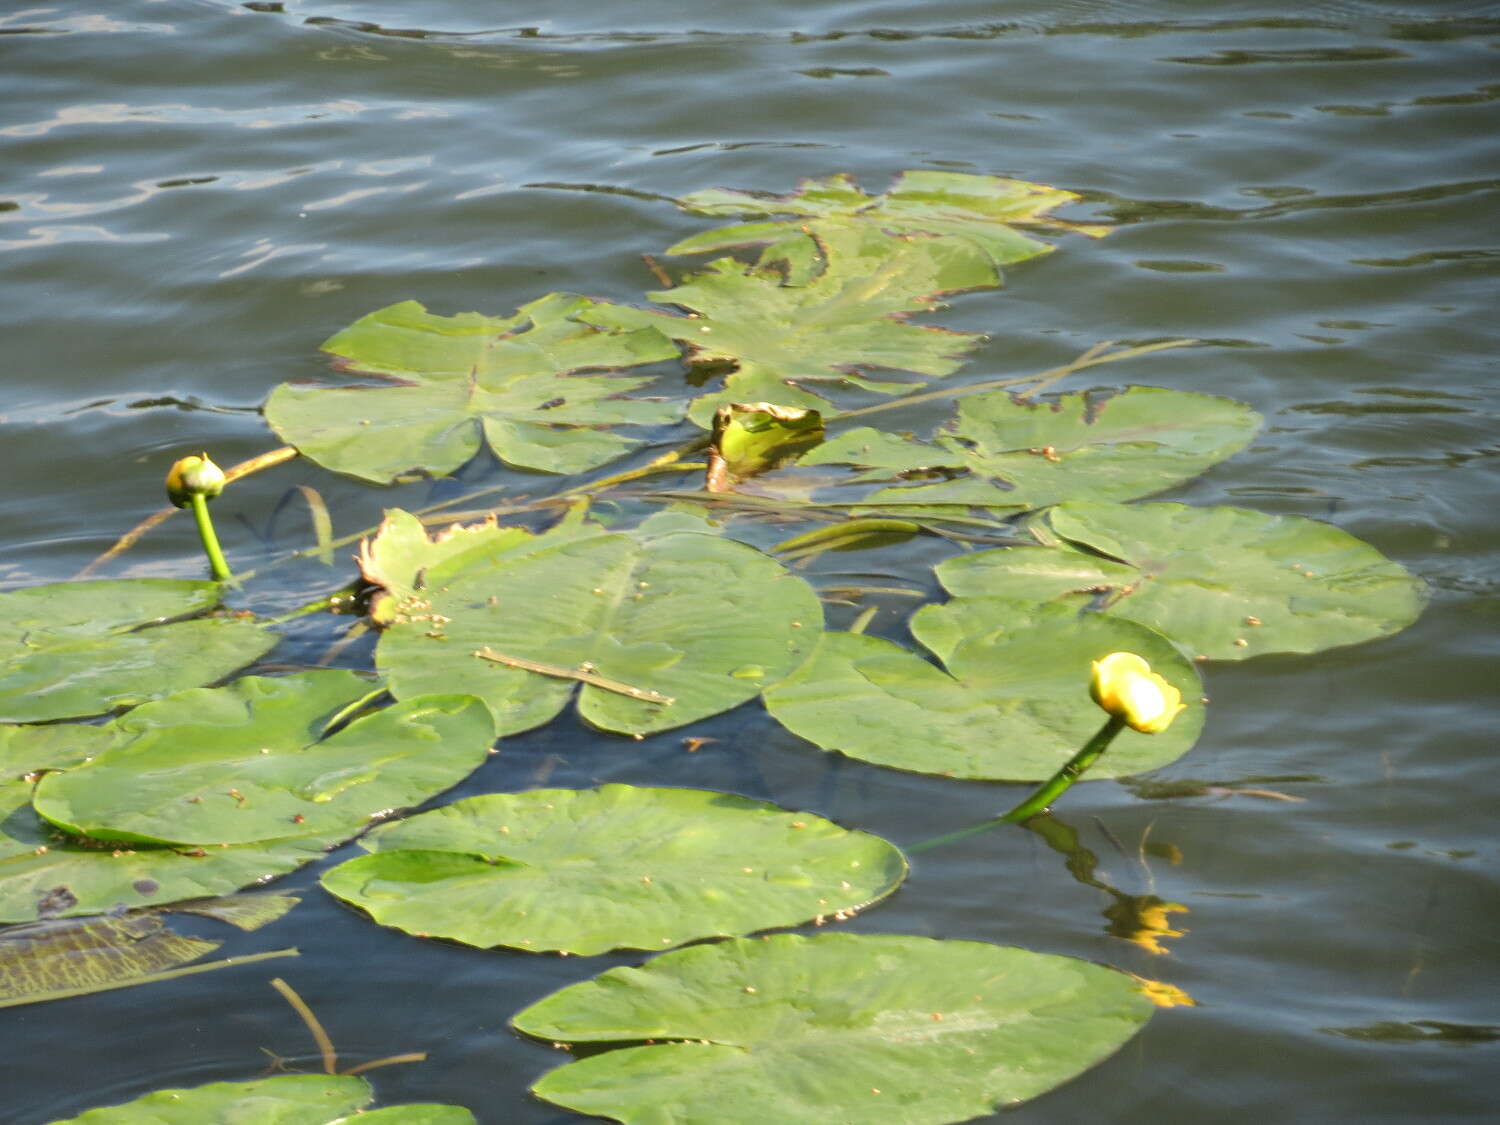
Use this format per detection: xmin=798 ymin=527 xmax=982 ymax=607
xmin=514 ymin=932 xmax=1154 ymax=1125
xmin=764 ymin=599 xmax=1202 ymax=780
xmin=583 ymin=225 xmax=987 ymax=425
xmin=265 ymin=292 xmax=682 ymax=483
xmin=937 ymin=501 xmax=1427 ymax=660
xmin=672 ymin=170 xmax=1108 ymax=286
xmin=0 ymin=579 xmax=275 ymax=723
xmin=801 ymin=386 xmax=1261 ymax=510
xmin=321 ymin=786 xmax=906 ymax=955
xmin=365 ymin=510 xmax=823 ymax=737
xmin=0 ymin=894 xmax=298 ymax=1009
xmin=43 ymin=1074 xmax=475 ymax=1124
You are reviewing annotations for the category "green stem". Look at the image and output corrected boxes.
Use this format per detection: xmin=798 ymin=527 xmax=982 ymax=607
xmin=907 ymin=715 xmax=1127 ymax=854
xmin=1001 ymin=714 xmax=1127 ymax=824
xmin=189 ymin=492 xmax=233 ymax=584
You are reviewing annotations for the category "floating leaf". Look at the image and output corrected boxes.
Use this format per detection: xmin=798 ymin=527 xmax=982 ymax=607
xmin=0 ymin=898 xmax=297 ymax=1009
xmin=705 ymin=402 xmax=825 ymax=492
xmin=764 ymin=599 xmax=1202 ymax=780
xmin=0 ymin=672 xmax=490 ymax=922
xmin=514 ymin=932 xmax=1153 ymax=1125
xmin=937 ymin=501 xmax=1427 ymax=660
xmin=166 ymin=892 xmax=300 ymax=931
xmin=365 ymin=510 xmax=823 ymax=737
xmin=672 ymin=170 xmax=1108 ymax=286
xmin=43 ymin=1075 xmax=476 ymax=1124
xmin=32 ymin=671 xmax=494 ymax=847
xmin=583 ymin=225 xmax=986 ymax=426
xmin=322 ymin=786 xmax=905 ymax=955
xmin=265 ymin=292 xmax=682 ymax=484
xmin=801 ymin=386 xmax=1261 ymax=510
xmin=0 ymin=579 xmax=275 ymax=723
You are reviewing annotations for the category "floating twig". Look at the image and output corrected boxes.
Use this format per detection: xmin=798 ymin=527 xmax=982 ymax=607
xmin=472 ymin=646 xmax=674 ymax=705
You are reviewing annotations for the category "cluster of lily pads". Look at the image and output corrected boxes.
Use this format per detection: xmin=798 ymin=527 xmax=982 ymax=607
xmin=2 ymin=172 xmax=1424 ymax=1124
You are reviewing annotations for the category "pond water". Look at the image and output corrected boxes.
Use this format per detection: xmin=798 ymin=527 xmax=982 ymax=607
xmin=5 ymin=1 xmax=1498 ymax=1121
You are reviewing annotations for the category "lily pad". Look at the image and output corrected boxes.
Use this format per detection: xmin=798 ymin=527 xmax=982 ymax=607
xmin=0 ymin=672 xmax=492 ymax=921
xmin=43 ymin=1074 xmax=475 ymax=1124
xmin=672 ymin=170 xmax=1108 ymax=286
xmin=0 ymin=894 xmax=298 ymax=1009
xmin=514 ymin=932 xmax=1154 ymax=1125
xmin=800 ymin=386 xmax=1261 ymax=510
xmin=763 ymin=599 xmax=1203 ymax=780
xmin=937 ymin=501 xmax=1427 ymax=660
xmin=582 ymin=225 xmax=986 ymax=426
xmin=0 ymin=579 xmax=276 ymax=723
xmin=32 ymin=671 xmax=495 ymax=847
xmin=365 ymin=510 xmax=823 ymax=737
xmin=265 ymin=292 xmax=682 ymax=484
xmin=321 ymin=786 xmax=906 ymax=955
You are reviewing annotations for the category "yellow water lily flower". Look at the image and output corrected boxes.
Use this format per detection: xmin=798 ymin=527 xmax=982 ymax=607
xmin=165 ymin=453 xmax=226 ymax=509
xmin=1090 ymin=651 xmax=1186 ymax=734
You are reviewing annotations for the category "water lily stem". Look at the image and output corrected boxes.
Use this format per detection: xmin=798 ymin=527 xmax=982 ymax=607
xmin=189 ymin=492 xmax=234 ymax=584
xmin=1001 ymin=714 xmax=1127 ymax=824
xmin=907 ymin=715 xmax=1127 ymax=854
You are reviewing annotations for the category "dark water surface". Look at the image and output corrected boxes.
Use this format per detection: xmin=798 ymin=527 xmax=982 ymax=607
xmin=5 ymin=1 xmax=1499 ymax=1122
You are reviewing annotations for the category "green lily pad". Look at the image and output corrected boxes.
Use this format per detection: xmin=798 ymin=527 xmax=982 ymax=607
xmin=937 ymin=501 xmax=1427 ymax=660
xmin=582 ymin=225 xmax=987 ymax=426
xmin=32 ymin=671 xmax=495 ymax=846
xmin=321 ymin=786 xmax=906 ymax=955
xmin=800 ymin=386 xmax=1261 ymax=510
xmin=764 ymin=599 xmax=1202 ymax=780
xmin=265 ymin=292 xmax=682 ymax=484
xmin=514 ymin=932 xmax=1154 ymax=1125
xmin=672 ymin=170 xmax=1108 ymax=286
xmin=43 ymin=1074 xmax=475 ymax=1124
xmin=0 ymin=579 xmax=276 ymax=723
xmin=365 ymin=510 xmax=823 ymax=737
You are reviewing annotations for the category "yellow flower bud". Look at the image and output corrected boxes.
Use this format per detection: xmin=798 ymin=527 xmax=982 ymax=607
xmin=165 ymin=454 xmax=226 ymax=509
xmin=1090 ymin=651 xmax=1185 ymax=734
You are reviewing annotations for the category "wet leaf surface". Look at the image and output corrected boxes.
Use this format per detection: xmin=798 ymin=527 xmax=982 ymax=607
xmin=764 ymin=599 xmax=1202 ymax=780
xmin=366 ymin=510 xmax=823 ymax=737
xmin=0 ymin=579 xmax=275 ymax=723
xmin=514 ymin=932 xmax=1153 ymax=1125
xmin=938 ymin=500 xmax=1427 ymax=660
xmin=322 ymin=786 xmax=905 ymax=955
xmin=43 ymin=1074 xmax=475 ymax=1124
xmin=801 ymin=386 xmax=1261 ymax=510
xmin=266 ymin=292 xmax=682 ymax=483
xmin=672 ymin=170 xmax=1108 ymax=286
xmin=583 ymin=225 xmax=987 ymax=425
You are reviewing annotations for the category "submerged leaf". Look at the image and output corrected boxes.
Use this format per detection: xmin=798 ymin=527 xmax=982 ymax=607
xmin=265 ymin=292 xmax=682 ymax=483
xmin=938 ymin=500 xmax=1427 ymax=659
xmin=365 ymin=510 xmax=822 ymax=737
xmin=0 ymin=894 xmax=297 ymax=1009
xmin=672 ymin=170 xmax=1108 ymax=286
xmin=322 ymin=786 xmax=905 ymax=955
xmin=801 ymin=386 xmax=1261 ymax=510
xmin=764 ymin=599 xmax=1202 ymax=780
xmin=0 ymin=579 xmax=276 ymax=723
xmin=514 ymin=932 xmax=1153 ymax=1125
xmin=43 ymin=1074 xmax=476 ymax=1124
xmin=583 ymin=225 xmax=986 ymax=426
